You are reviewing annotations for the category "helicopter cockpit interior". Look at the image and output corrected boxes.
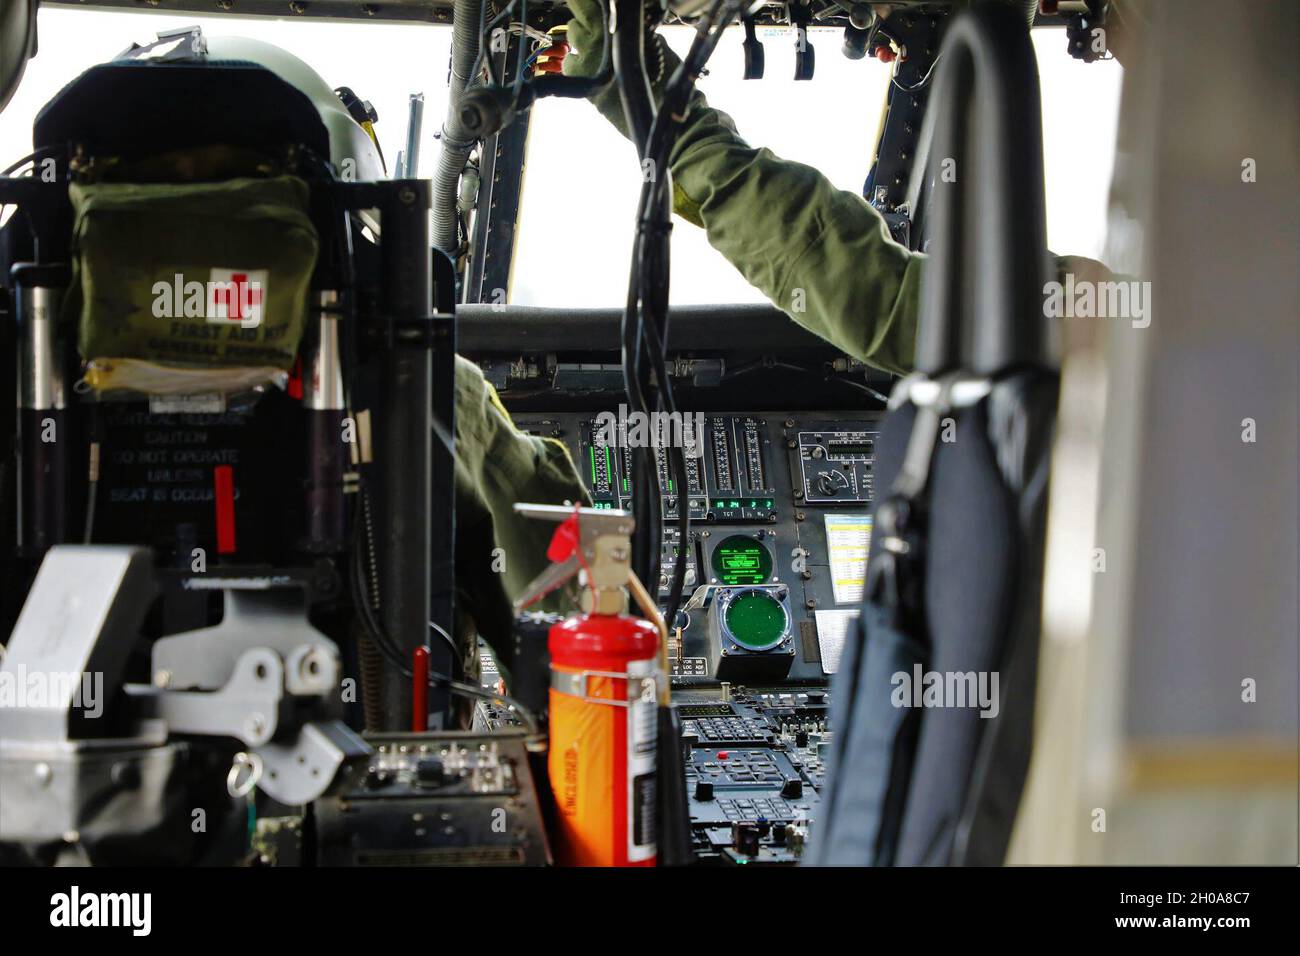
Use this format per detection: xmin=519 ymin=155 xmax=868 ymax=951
xmin=0 ymin=0 xmax=1294 ymax=890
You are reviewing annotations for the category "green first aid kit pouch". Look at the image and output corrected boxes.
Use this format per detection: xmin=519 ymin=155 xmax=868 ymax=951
xmin=67 ymin=175 xmax=319 ymax=395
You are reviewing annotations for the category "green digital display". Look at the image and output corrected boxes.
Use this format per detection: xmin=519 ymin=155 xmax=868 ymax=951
xmin=711 ymin=535 xmax=772 ymax=586
xmin=724 ymin=591 xmax=787 ymax=650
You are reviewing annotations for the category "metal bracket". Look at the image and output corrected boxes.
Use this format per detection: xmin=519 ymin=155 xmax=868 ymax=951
xmin=550 ymin=669 xmax=657 ymax=709
xmin=513 ymin=504 xmax=636 ymax=614
xmin=125 ymin=648 xmax=288 ymax=748
xmin=253 ymin=720 xmax=370 ymax=805
xmin=381 ymin=312 xmax=452 ymax=350
xmin=150 ymin=587 xmax=339 ymax=695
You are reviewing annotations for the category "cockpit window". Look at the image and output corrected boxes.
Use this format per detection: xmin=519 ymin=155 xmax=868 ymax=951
xmin=1034 ymin=28 xmax=1124 ymax=263
xmin=2 ymin=14 xmax=1121 ymax=300
xmin=513 ymin=25 xmax=892 ymax=307
xmin=512 ymin=25 xmax=1123 ymax=307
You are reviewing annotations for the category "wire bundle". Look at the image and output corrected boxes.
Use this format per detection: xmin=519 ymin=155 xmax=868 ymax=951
xmin=615 ymin=0 xmax=743 ymax=629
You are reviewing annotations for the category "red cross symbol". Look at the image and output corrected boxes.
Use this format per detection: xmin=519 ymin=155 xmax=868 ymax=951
xmin=213 ymin=273 xmax=263 ymax=323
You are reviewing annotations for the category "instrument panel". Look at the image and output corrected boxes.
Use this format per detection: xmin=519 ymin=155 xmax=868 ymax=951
xmin=796 ymin=424 xmax=878 ymax=504
xmin=511 ymin=411 xmax=882 ymax=687
xmin=504 ymin=408 xmax=877 ymax=864
xmin=577 ymin=414 xmax=777 ymax=521
xmin=677 ymin=688 xmax=832 ymax=864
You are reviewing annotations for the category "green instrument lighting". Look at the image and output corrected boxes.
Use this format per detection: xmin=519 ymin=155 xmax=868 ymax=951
xmin=724 ymin=591 xmax=787 ymax=649
xmin=711 ymin=535 xmax=772 ymax=585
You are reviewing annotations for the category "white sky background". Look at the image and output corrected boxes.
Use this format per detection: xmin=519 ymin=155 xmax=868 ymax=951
xmin=1 ymin=8 xmax=1122 ymax=307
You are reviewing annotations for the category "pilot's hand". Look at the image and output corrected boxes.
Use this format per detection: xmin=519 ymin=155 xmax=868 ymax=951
xmin=562 ymin=0 xmax=682 ymax=140
xmin=560 ymin=0 xmax=610 ymax=81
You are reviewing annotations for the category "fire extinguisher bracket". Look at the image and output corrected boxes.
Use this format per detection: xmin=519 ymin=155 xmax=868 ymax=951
xmin=551 ymin=669 xmax=658 ymax=707
xmin=512 ymin=503 xmax=637 ymax=615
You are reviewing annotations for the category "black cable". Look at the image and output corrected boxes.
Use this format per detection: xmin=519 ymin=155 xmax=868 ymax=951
xmin=349 ymin=487 xmax=542 ymax=734
xmin=354 ymin=485 xmax=463 ymax=681
xmin=621 ymin=41 xmax=678 ymax=602
xmin=620 ymin=222 xmax=661 ymax=591
xmin=616 ymin=7 xmax=702 ymax=622
xmin=720 ymin=357 xmax=891 ymax=404
xmin=427 ymin=619 xmax=462 ymax=672
xmin=610 ymin=2 xmax=737 ymax=868
xmin=613 ymin=0 xmax=656 ymax=153
xmin=523 ymin=15 xmax=612 ymax=102
xmin=473 ymin=0 xmax=522 ymax=88
xmin=0 ymin=145 xmax=61 ymax=177
xmin=491 ymin=2 xmax=614 ymax=110
xmin=610 ymin=0 xmax=735 ymax=621
xmin=513 ymin=0 xmax=530 ymax=96
xmin=635 ymin=183 xmax=686 ymax=621
xmin=613 ymin=0 xmax=662 ymax=594
xmin=625 ymin=0 xmax=738 ymax=626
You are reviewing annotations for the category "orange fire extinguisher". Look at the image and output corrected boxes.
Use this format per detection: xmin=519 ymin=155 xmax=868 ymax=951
xmin=513 ymin=504 xmax=669 ymax=866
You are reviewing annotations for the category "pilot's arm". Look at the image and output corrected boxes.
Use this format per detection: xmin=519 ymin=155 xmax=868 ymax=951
xmin=564 ymin=1 xmax=924 ymax=376
xmin=452 ymin=355 xmax=588 ymax=673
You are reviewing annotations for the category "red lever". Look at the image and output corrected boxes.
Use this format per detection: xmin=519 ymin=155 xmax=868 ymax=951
xmin=412 ymin=646 xmax=429 ymax=733
xmin=286 ymin=356 xmax=304 ymax=401
xmin=214 ymin=465 xmax=237 ymax=555
xmin=547 ymin=509 xmax=581 ymax=562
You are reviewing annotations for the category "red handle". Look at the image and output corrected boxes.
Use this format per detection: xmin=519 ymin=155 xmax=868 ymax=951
xmin=411 ymin=646 xmax=429 ymax=732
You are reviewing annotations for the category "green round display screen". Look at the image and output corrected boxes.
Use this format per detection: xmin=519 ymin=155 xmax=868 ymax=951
xmin=710 ymin=535 xmax=772 ymax=586
xmin=724 ymin=591 xmax=787 ymax=650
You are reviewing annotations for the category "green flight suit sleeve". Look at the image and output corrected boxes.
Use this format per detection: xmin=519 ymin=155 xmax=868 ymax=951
xmin=452 ymin=356 xmax=589 ymax=674
xmin=562 ymin=3 xmax=924 ymax=375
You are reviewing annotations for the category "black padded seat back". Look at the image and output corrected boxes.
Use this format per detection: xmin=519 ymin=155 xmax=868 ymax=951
xmin=815 ymin=371 xmax=1055 ymax=865
xmin=896 ymin=398 xmax=1020 ymax=861
xmin=896 ymin=372 xmax=1056 ymax=864
xmin=810 ymin=2 xmax=1058 ymax=867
